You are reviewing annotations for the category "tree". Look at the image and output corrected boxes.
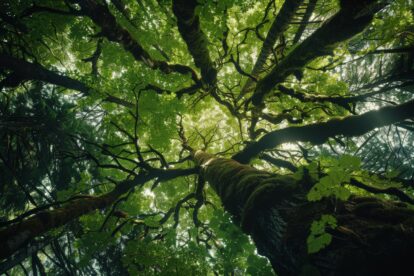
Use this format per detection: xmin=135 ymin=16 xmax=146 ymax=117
xmin=1 ymin=0 xmax=414 ymax=274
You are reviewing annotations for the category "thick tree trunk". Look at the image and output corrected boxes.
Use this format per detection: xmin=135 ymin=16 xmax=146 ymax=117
xmin=195 ymin=151 xmax=414 ymax=275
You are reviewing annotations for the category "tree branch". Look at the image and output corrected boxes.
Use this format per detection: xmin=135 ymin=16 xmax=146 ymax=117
xmin=277 ymin=84 xmax=392 ymax=110
xmin=0 ymin=54 xmax=135 ymax=108
xmin=233 ymin=98 xmax=414 ymax=163
xmin=0 ymin=54 xmax=89 ymax=94
xmin=252 ymin=0 xmax=385 ymax=106
xmin=259 ymin=153 xmax=298 ymax=172
xmin=78 ymin=0 xmax=199 ymax=82
xmin=172 ymin=0 xmax=217 ymax=85
xmin=240 ymin=0 xmax=304 ymax=95
xmin=350 ymin=178 xmax=414 ymax=205
xmin=0 ymin=166 xmax=197 ymax=260
xmin=292 ymin=0 xmax=318 ymax=44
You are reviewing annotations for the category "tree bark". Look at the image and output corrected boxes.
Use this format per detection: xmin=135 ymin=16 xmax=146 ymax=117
xmin=195 ymin=151 xmax=414 ymax=275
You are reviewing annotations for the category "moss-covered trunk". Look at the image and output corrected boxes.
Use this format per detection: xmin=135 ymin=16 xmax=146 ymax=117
xmin=195 ymin=151 xmax=414 ymax=275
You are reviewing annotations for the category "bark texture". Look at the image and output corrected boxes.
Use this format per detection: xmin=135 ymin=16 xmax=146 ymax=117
xmin=195 ymin=151 xmax=414 ymax=275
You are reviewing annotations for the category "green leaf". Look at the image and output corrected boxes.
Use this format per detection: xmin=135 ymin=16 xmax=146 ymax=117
xmin=338 ymin=155 xmax=361 ymax=171
xmin=307 ymin=215 xmax=337 ymax=254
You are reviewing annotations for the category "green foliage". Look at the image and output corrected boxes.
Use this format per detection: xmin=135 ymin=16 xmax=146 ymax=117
xmin=122 ymin=238 xmax=209 ymax=275
xmin=0 ymin=85 xmax=98 ymax=213
xmin=307 ymin=155 xmax=361 ymax=201
xmin=246 ymin=254 xmax=275 ymax=276
xmin=307 ymin=215 xmax=337 ymax=254
xmin=1 ymin=0 xmax=414 ymax=274
xmin=208 ymin=209 xmax=274 ymax=275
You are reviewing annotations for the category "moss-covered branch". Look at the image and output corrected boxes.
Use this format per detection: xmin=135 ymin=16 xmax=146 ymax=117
xmin=233 ymin=98 xmax=414 ymax=163
xmin=0 ymin=55 xmax=197 ymax=108
xmin=172 ymin=0 xmax=217 ymax=85
xmin=252 ymin=0 xmax=385 ymax=105
xmin=0 ymin=54 xmax=89 ymax=93
xmin=277 ymin=84 xmax=391 ymax=109
xmin=0 ymin=177 xmax=142 ymax=261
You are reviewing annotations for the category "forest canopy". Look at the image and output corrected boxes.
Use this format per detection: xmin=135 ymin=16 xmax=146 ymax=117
xmin=1 ymin=0 xmax=414 ymax=275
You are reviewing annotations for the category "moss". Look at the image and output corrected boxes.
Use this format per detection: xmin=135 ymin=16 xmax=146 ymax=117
xmin=195 ymin=151 xmax=304 ymax=233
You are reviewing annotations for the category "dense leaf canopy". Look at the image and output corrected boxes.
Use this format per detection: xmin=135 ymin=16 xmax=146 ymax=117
xmin=1 ymin=0 xmax=414 ymax=275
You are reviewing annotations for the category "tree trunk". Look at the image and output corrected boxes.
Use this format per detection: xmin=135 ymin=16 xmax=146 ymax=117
xmin=194 ymin=151 xmax=414 ymax=275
